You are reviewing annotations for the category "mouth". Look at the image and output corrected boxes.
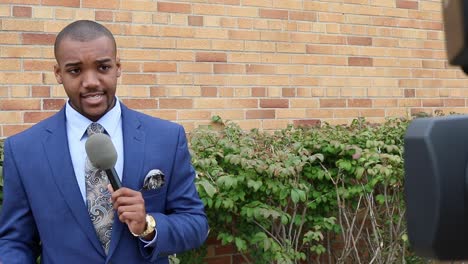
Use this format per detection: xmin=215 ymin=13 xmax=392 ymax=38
xmin=81 ymin=92 xmax=105 ymax=104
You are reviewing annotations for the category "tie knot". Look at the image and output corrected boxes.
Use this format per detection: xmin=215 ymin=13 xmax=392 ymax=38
xmin=87 ymin=122 xmax=105 ymax=136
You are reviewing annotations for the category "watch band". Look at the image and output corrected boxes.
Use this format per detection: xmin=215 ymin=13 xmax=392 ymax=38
xmin=131 ymin=214 xmax=156 ymax=237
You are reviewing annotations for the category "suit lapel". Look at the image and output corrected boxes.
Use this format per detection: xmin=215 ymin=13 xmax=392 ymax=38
xmin=43 ymin=108 xmax=105 ymax=256
xmin=107 ymin=103 xmax=146 ymax=258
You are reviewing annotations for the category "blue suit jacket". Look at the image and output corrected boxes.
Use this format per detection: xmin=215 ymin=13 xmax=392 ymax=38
xmin=0 ymin=103 xmax=209 ymax=264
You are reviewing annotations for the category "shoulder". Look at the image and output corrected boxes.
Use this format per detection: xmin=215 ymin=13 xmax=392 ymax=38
xmin=5 ymin=109 xmax=63 ymax=145
xmin=122 ymin=105 xmax=185 ymax=133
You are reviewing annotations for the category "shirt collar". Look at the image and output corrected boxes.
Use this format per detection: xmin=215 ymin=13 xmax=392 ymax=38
xmin=65 ymin=97 xmax=122 ymax=140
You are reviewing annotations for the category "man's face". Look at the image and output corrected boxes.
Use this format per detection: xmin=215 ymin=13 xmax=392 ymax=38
xmin=54 ymin=36 xmax=121 ymax=121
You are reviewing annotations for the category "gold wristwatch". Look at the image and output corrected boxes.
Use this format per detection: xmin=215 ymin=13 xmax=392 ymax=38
xmin=131 ymin=214 xmax=156 ymax=238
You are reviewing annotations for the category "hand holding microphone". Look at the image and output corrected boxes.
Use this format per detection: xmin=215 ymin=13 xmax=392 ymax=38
xmin=85 ymin=133 xmax=152 ymax=238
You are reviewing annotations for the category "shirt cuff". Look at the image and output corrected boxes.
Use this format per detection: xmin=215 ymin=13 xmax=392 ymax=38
xmin=139 ymin=228 xmax=158 ymax=248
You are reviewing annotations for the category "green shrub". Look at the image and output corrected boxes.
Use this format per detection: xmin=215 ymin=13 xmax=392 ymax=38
xmin=0 ymin=119 xmax=421 ymax=263
xmin=187 ymin=117 xmax=420 ymax=263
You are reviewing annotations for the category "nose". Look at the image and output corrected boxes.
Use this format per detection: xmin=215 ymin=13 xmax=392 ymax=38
xmin=81 ymin=70 xmax=99 ymax=88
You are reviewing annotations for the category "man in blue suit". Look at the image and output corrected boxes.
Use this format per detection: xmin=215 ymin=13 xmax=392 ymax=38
xmin=0 ymin=20 xmax=208 ymax=263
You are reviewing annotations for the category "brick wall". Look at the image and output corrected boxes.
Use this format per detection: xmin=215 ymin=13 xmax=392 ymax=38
xmin=0 ymin=0 xmax=462 ymax=138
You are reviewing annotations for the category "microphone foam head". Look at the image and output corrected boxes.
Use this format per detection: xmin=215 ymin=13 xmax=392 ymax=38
xmin=85 ymin=133 xmax=117 ymax=170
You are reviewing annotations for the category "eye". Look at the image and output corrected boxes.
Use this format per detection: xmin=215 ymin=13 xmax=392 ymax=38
xmin=99 ymin=65 xmax=111 ymax=72
xmin=67 ymin=68 xmax=80 ymax=75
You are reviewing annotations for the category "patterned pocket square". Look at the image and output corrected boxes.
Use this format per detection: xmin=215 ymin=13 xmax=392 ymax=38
xmin=142 ymin=169 xmax=165 ymax=191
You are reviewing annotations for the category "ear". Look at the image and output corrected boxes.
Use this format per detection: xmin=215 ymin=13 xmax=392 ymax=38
xmin=116 ymin=57 xmax=121 ymax=78
xmin=54 ymin=64 xmax=63 ymax=84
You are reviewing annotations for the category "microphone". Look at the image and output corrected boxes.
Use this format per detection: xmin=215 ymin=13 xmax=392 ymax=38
xmin=85 ymin=133 xmax=122 ymax=190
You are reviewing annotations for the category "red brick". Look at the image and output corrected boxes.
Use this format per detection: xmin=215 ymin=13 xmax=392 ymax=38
xmin=232 ymin=254 xmax=250 ymax=264
xmin=121 ymin=74 xmax=157 ymax=85
xmin=246 ymin=109 xmax=275 ymax=119
xmin=396 ymin=0 xmax=418 ymax=9
xmin=282 ymin=88 xmax=296 ymax=97
xmin=189 ymin=16 xmax=203 ymax=26
xmin=347 ymin=36 xmax=372 ymax=46
xmin=205 ymin=256 xmax=232 ymax=264
xmin=42 ymin=0 xmax=79 ymax=7
xmin=422 ymin=99 xmax=443 ymax=107
xmin=22 ymin=33 xmax=56 ymax=45
xmin=13 ymin=6 xmax=32 ymax=17
xmin=144 ymin=63 xmax=177 ymax=72
xmin=159 ymin=99 xmax=193 ymax=109
xmin=43 ymin=99 xmax=66 ymax=110
xmin=83 ymin=0 xmax=119 ymax=9
xmin=229 ymin=30 xmax=260 ymax=40
xmin=211 ymin=0 xmax=240 ymax=4
xmin=115 ymin=11 xmax=132 ymax=22
xmin=348 ymin=99 xmax=372 ymax=108
xmin=260 ymin=99 xmax=288 ymax=108
xmin=319 ymin=35 xmax=346 ymax=45
xmin=196 ymin=52 xmax=227 ymax=62
xmin=4 ymin=125 xmax=32 ymax=137
xmin=214 ymin=64 xmax=245 ymax=74
xmin=206 ymin=236 xmax=222 ymax=245
xmin=201 ymin=87 xmax=217 ymax=97
xmin=215 ymin=244 xmax=236 ymax=255
xmin=0 ymin=99 xmax=41 ymax=110
xmin=320 ymin=99 xmax=346 ymax=108
xmin=24 ymin=60 xmax=55 ymax=71
xmin=150 ymin=87 xmax=166 ymax=97
xmin=24 ymin=112 xmax=55 ymax=123
xmin=348 ymin=57 xmax=373 ymax=67
xmin=404 ymin=89 xmax=415 ymax=98
xmin=252 ymin=87 xmax=266 ymax=97
xmin=95 ymin=11 xmax=113 ymax=21
xmin=246 ymin=64 xmax=275 ymax=74
xmin=293 ymin=119 xmax=321 ymax=127
xmin=444 ymin=99 xmax=465 ymax=107
xmin=121 ymin=99 xmax=157 ymax=109
xmin=0 ymin=0 xmax=39 ymax=3
xmin=158 ymin=2 xmax=192 ymax=13
xmin=32 ymin=86 xmax=51 ymax=97
xmin=289 ymin=11 xmax=317 ymax=21
xmin=259 ymin=9 xmax=288 ymax=20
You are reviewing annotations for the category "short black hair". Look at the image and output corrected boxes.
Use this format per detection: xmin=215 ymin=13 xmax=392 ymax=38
xmin=54 ymin=20 xmax=117 ymax=60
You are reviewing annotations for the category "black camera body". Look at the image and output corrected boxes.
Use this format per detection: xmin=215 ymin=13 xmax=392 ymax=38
xmin=405 ymin=116 xmax=468 ymax=259
xmin=444 ymin=0 xmax=468 ymax=70
xmin=405 ymin=0 xmax=468 ymax=260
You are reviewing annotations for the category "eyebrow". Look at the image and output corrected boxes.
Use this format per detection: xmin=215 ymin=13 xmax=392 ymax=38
xmin=64 ymin=61 xmax=81 ymax=68
xmin=64 ymin=58 xmax=113 ymax=68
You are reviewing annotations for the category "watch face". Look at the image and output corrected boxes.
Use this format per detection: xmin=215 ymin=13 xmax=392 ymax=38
xmin=147 ymin=215 xmax=156 ymax=228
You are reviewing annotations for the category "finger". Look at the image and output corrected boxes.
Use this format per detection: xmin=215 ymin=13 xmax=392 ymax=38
xmin=116 ymin=204 xmax=146 ymax=217
xmin=114 ymin=187 xmax=139 ymax=196
xmin=118 ymin=210 xmax=146 ymax=224
xmin=111 ymin=188 xmax=143 ymax=203
xmin=113 ymin=195 xmax=145 ymax=209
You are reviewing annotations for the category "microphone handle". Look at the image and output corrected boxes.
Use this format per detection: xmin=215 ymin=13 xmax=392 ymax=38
xmin=105 ymin=167 xmax=122 ymax=190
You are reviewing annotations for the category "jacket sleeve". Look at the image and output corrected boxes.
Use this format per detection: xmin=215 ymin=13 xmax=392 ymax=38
xmin=139 ymin=125 xmax=209 ymax=261
xmin=0 ymin=139 xmax=41 ymax=264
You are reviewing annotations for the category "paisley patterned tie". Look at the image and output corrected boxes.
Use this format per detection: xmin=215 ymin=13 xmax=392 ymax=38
xmin=85 ymin=122 xmax=114 ymax=253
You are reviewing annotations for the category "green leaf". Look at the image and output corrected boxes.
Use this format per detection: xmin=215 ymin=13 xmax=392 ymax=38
xmin=197 ymin=179 xmax=216 ymax=198
xmin=247 ymin=179 xmax=262 ymax=191
xmin=217 ymin=176 xmax=235 ymax=189
xmin=211 ymin=115 xmax=223 ymax=124
xmin=291 ymin=189 xmax=300 ymax=204
xmin=235 ymin=237 xmax=247 ymax=252
xmin=355 ymin=166 xmax=365 ymax=179
xmin=376 ymin=194 xmax=386 ymax=205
